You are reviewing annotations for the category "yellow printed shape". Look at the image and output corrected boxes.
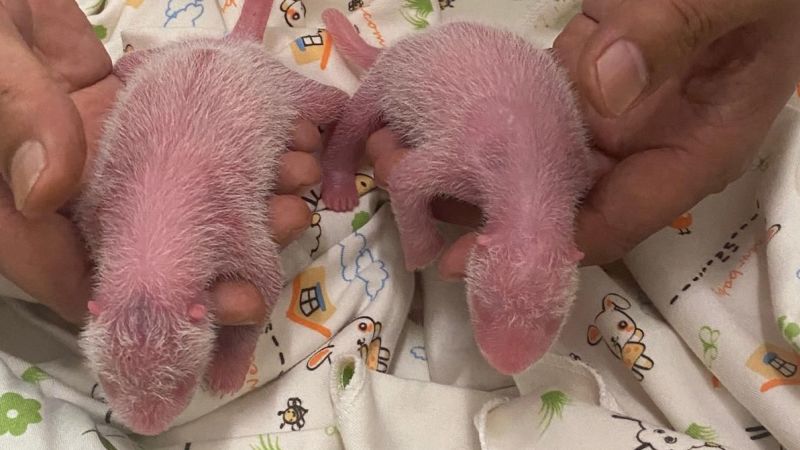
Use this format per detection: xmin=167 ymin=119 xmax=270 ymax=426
xmin=290 ymin=30 xmax=332 ymax=69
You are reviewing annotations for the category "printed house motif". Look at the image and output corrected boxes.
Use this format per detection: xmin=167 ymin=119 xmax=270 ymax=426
xmin=290 ymin=29 xmax=332 ymax=69
xmin=287 ymin=267 xmax=336 ymax=338
xmin=745 ymin=343 xmax=800 ymax=392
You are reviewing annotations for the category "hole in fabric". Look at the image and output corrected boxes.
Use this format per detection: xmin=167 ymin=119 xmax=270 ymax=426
xmin=340 ymin=361 xmax=355 ymax=389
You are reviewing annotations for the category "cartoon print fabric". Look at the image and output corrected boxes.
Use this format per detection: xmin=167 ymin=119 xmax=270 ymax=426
xmin=0 ymin=0 xmax=800 ymax=448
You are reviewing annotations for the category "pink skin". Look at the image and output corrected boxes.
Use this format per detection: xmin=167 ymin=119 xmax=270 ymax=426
xmin=321 ymin=9 xmax=598 ymax=374
xmin=74 ymin=0 xmax=347 ymax=435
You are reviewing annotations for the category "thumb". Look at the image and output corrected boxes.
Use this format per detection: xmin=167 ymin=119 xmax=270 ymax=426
xmin=578 ymin=0 xmax=764 ymax=117
xmin=0 ymin=5 xmax=86 ymax=217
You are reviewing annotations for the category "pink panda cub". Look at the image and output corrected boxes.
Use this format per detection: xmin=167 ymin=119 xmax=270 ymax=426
xmin=320 ymin=9 xmax=605 ymax=375
xmin=74 ymin=0 xmax=347 ymax=435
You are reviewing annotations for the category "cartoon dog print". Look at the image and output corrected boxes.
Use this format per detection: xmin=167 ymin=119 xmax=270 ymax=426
xmin=280 ymin=0 xmax=305 ymax=27
xmin=306 ymin=316 xmax=391 ymax=373
xmin=588 ymin=294 xmax=654 ymax=381
xmin=612 ymin=415 xmax=724 ymax=450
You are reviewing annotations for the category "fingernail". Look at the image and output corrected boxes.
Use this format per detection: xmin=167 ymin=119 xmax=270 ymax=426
xmin=596 ymin=40 xmax=648 ymax=116
xmin=10 ymin=141 xmax=46 ymax=211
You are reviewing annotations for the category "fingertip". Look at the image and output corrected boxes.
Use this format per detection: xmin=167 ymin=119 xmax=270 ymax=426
xmin=574 ymin=196 xmax=639 ymax=267
xmin=365 ymin=128 xmax=402 ymax=163
xmin=269 ymin=194 xmax=312 ymax=247
xmin=577 ymin=35 xmax=623 ymax=118
xmin=277 ymin=151 xmax=321 ymax=194
xmin=212 ymin=281 xmax=266 ymax=326
xmin=2 ymin=96 xmax=86 ymax=218
xmin=292 ymin=119 xmax=323 ymax=154
xmin=373 ymin=148 xmax=409 ymax=189
xmin=438 ymin=233 xmax=477 ymax=281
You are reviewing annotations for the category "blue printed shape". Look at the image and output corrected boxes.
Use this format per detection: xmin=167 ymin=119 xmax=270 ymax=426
xmin=338 ymin=232 xmax=389 ymax=302
xmin=164 ymin=0 xmax=205 ymax=27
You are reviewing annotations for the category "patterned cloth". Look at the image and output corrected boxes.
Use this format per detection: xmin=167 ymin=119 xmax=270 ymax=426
xmin=0 ymin=0 xmax=798 ymax=448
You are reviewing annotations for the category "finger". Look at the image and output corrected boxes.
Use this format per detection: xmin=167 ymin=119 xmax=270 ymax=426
xmin=0 ymin=185 xmax=91 ymax=324
xmin=276 ymin=151 xmax=321 ymax=194
xmin=366 ymin=127 xmax=403 ymax=162
xmin=553 ymin=14 xmax=597 ymax=78
xmin=438 ymin=233 xmax=477 ymax=281
xmin=365 ymin=128 xmax=406 ymax=188
xmin=291 ymin=119 xmax=323 ymax=153
xmin=26 ymin=0 xmax=111 ymax=90
xmin=575 ymin=146 xmax=730 ymax=265
xmin=70 ymin=75 xmax=123 ymax=181
xmin=577 ymin=0 xmax=765 ymax=117
xmin=581 ymin=0 xmax=620 ymax=22
xmin=0 ymin=7 xmax=86 ymax=216
xmin=268 ymin=194 xmax=312 ymax=247
xmin=211 ymin=280 xmax=266 ymax=326
xmin=1 ymin=0 xmax=33 ymax=43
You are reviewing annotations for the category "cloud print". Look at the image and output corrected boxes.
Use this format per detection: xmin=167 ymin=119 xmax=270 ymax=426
xmin=338 ymin=232 xmax=389 ymax=302
xmin=410 ymin=346 xmax=427 ymax=361
xmin=164 ymin=0 xmax=205 ymax=27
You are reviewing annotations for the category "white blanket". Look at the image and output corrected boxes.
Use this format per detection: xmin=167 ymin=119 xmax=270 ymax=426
xmin=0 ymin=1 xmax=798 ymax=448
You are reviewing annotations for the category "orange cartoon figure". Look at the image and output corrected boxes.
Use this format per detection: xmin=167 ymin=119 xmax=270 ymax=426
xmin=290 ymin=29 xmax=332 ymax=70
xmin=670 ymin=212 xmax=693 ymax=235
xmin=354 ymin=316 xmax=391 ymax=372
xmin=306 ymin=316 xmax=391 ymax=372
xmin=221 ymin=0 xmax=237 ymax=13
xmin=745 ymin=343 xmax=800 ymax=392
xmin=588 ymin=294 xmax=655 ymax=381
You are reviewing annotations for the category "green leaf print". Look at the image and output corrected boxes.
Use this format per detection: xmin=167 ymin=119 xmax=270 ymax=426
xmin=698 ymin=326 xmax=720 ymax=368
xmin=401 ymin=0 xmax=433 ymax=29
xmin=787 ymin=323 xmax=800 ymax=340
xmin=538 ymin=390 xmax=568 ymax=433
xmin=351 ymin=211 xmax=370 ymax=231
xmin=250 ymin=434 xmax=281 ymax=450
xmin=20 ymin=366 xmax=48 ymax=384
xmin=685 ymin=423 xmax=717 ymax=442
xmin=0 ymin=392 xmax=42 ymax=436
xmin=777 ymin=316 xmax=800 ymax=351
xmin=404 ymin=0 xmax=434 ymax=15
xmin=93 ymin=24 xmax=108 ymax=40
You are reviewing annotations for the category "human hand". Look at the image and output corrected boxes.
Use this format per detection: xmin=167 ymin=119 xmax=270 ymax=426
xmin=0 ymin=0 xmax=320 ymax=325
xmin=554 ymin=0 xmax=800 ymax=264
xmin=368 ymin=0 xmax=800 ymax=277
